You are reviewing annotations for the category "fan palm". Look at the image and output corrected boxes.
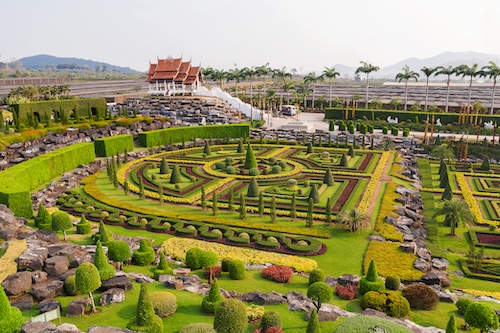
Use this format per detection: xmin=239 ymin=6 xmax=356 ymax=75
xmin=454 ymin=63 xmax=480 ymax=108
xmin=322 ymin=67 xmax=340 ymax=107
xmin=431 ymin=144 xmax=455 ymax=163
xmin=295 ymin=84 xmax=312 ymax=112
xmin=433 ymin=198 xmax=473 ymax=236
xmin=355 ymin=61 xmax=380 ymax=109
xmin=434 ymin=66 xmax=456 ymax=112
xmin=479 ymin=61 xmax=500 ymax=114
xmin=337 ymin=208 xmax=369 ymax=232
xmin=395 ymin=65 xmax=419 ymax=111
xmin=421 ymin=67 xmax=438 ymax=111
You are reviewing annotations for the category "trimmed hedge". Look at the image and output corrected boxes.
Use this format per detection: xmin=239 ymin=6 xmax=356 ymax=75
xmin=138 ymin=124 xmax=250 ymax=147
xmin=0 ymin=142 xmax=96 ymax=217
xmin=94 ymin=134 xmax=134 ymax=157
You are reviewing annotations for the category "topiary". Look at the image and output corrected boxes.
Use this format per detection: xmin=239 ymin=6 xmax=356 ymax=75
xmin=464 ymin=302 xmax=499 ymax=332
xmin=180 ymin=323 xmax=217 ymax=333
xmin=170 ymin=164 xmax=182 ymax=184
xmin=385 ymin=276 xmax=400 ymax=290
xmin=229 ymin=259 xmax=246 ymax=280
xmin=76 ymin=214 xmax=92 ymax=234
xmin=308 ymin=184 xmax=320 ymax=204
xmin=244 ymin=143 xmax=258 ymax=169
xmin=221 ymin=258 xmax=231 ymax=272
xmin=249 ymin=167 xmax=260 ymax=176
xmin=199 ymin=251 xmax=218 ymax=282
xmin=348 ymin=145 xmax=355 ymax=157
xmin=149 ymin=291 xmax=177 ymax=318
xmin=307 ymin=282 xmax=333 ymax=312
xmin=154 ymin=253 xmax=173 ymax=279
xmin=446 ymin=313 xmax=457 ymax=333
xmin=260 ymin=311 xmax=282 ymax=333
xmin=214 ymin=298 xmax=248 ymax=333
xmin=306 ymin=142 xmax=314 ymax=154
xmin=127 ymin=282 xmax=164 ymax=333
xmin=481 ymin=157 xmax=491 ymax=171
xmin=339 ymin=153 xmax=348 ymax=167
xmin=64 ymin=275 xmax=80 ymax=296
xmin=133 ymin=239 xmax=155 ymax=266
xmin=51 ymin=210 xmax=73 ymax=240
xmin=359 ymin=259 xmax=385 ymax=295
xmin=247 ymin=177 xmax=260 ymax=197
xmin=159 ymin=157 xmax=170 ymax=174
xmin=203 ymin=140 xmax=212 ymax=156
xmin=75 ymin=262 xmax=101 ymax=313
xmin=107 ymin=240 xmax=131 ymax=268
xmin=201 ymin=278 xmax=224 ymax=313
xmin=401 ymin=284 xmax=439 ymax=310
xmin=35 ymin=204 xmax=51 ymax=227
xmin=306 ymin=308 xmax=320 ymax=333
xmin=215 ymin=161 xmax=225 ymax=170
xmin=308 ymin=267 xmax=325 ymax=286
xmin=94 ymin=221 xmax=114 ymax=245
xmin=94 ymin=240 xmax=115 ymax=281
xmin=456 ymin=297 xmax=473 ymax=315
xmin=360 ymin=291 xmax=410 ymax=318
xmin=186 ymin=247 xmax=204 ymax=270
xmin=0 ymin=285 xmax=23 ymax=333
xmin=225 ymin=165 xmax=236 ymax=174
xmin=323 ymin=168 xmax=334 ymax=186
xmin=271 ymin=165 xmax=282 ymax=174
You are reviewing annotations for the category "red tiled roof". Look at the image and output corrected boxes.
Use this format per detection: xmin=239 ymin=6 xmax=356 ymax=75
xmin=147 ymin=57 xmax=202 ymax=85
xmin=156 ymin=58 xmax=182 ymax=72
xmin=185 ymin=66 xmax=202 ymax=84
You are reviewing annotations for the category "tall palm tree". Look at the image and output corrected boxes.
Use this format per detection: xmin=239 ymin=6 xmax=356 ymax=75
xmin=322 ymin=67 xmax=340 ymax=107
xmin=454 ymin=63 xmax=480 ymax=108
xmin=242 ymin=66 xmax=259 ymax=124
xmin=421 ymin=66 xmax=438 ymax=112
xmin=272 ymin=66 xmax=292 ymax=85
xmin=210 ymin=69 xmax=229 ymax=90
xmin=228 ymin=68 xmax=244 ymax=96
xmin=282 ymin=81 xmax=295 ymax=105
xmin=432 ymin=198 xmax=473 ymax=236
xmin=355 ymin=61 xmax=380 ymax=109
xmin=337 ymin=208 xmax=369 ymax=232
xmin=434 ymin=66 xmax=456 ymax=112
xmin=295 ymin=84 xmax=312 ymax=111
xmin=479 ymin=61 xmax=500 ymax=114
xmin=304 ymin=72 xmax=320 ymax=109
xmin=257 ymin=62 xmax=272 ymax=95
xmin=395 ymin=65 xmax=419 ymax=111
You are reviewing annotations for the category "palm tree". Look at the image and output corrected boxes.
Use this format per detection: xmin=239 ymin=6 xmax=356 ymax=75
xmin=266 ymin=88 xmax=277 ymax=111
xmin=282 ymin=81 xmax=295 ymax=105
xmin=257 ymin=62 xmax=272 ymax=95
xmin=421 ymin=66 xmax=438 ymax=112
xmin=272 ymin=67 xmax=292 ymax=110
xmin=322 ymin=67 xmax=340 ymax=107
xmin=479 ymin=61 xmax=500 ymax=114
xmin=337 ymin=208 xmax=369 ymax=232
xmin=434 ymin=66 xmax=456 ymax=113
xmin=210 ymin=69 xmax=229 ymax=90
xmin=304 ymin=72 xmax=321 ymax=109
xmin=455 ymin=63 xmax=480 ymax=108
xmin=431 ymin=144 xmax=454 ymax=163
xmin=395 ymin=65 xmax=419 ymax=111
xmin=295 ymin=84 xmax=312 ymax=111
xmin=355 ymin=61 xmax=380 ymax=109
xmin=242 ymin=66 xmax=259 ymax=124
xmin=433 ymin=198 xmax=473 ymax=236
xmin=228 ymin=68 xmax=244 ymax=96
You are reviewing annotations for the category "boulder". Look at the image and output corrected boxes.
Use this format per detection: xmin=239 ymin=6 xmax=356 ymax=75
xmin=385 ymin=215 xmax=397 ymax=226
xmin=2 ymin=271 xmax=33 ymax=296
xmin=337 ymin=274 xmax=360 ymax=286
xmin=160 ymin=275 xmax=183 ymax=290
xmin=32 ymin=271 xmax=48 ymax=284
xmin=414 ymin=258 xmax=432 ymax=272
xmin=324 ymin=276 xmax=338 ymax=287
xmin=45 ymin=256 xmax=69 ymax=276
xmin=417 ymin=248 xmax=432 ymax=261
xmin=100 ymin=288 xmax=125 ymax=306
xmin=10 ymin=293 xmax=33 ymax=311
xmin=29 ymin=280 xmax=64 ymax=301
xmin=100 ymin=275 xmax=133 ymax=291
xmin=58 ymin=268 xmax=77 ymax=281
xmin=66 ymin=298 xmax=89 ymax=317
xmin=399 ymin=242 xmax=417 ymax=254
xmin=88 ymin=326 xmax=138 ymax=333
xmin=47 ymin=243 xmax=91 ymax=268
xmin=421 ymin=271 xmax=452 ymax=288
xmin=253 ymin=291 xmax=286 ymax=305
xmin=20 ymin=230 xmax=60 ymax=245
xmin=21 ymin=322 xmax=57 ymax=333
xmin=16 ymin=243 xmax=49 ymax=271
xmin=37 ymin=298 xmax=61 ymax=313
xmin=368 ymin=235 xmax=386 ymax=242
xmin=55 ymin=323 xmax=82 ymax=333
xmin=305 ymin=306 xmax=339 ymax=322
xmin=432 ymin=258 xmax=450 ymax=271
xmin=0 ymin=204 xmax=28 ymax=240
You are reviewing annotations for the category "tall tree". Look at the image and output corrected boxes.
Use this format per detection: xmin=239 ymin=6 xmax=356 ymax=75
xmin=242 ymin=66 xmax=259 ymax=124
xmin=431 ymin=144 xmax=455 ymax=163
xmin=434 ymin=66 xmax=456 ymax=112
xmin=421 ymin=66 xmax=438 ymax=112
xmin=395 ymin=65 xmax=419 ymax=111
xmin=479 ymin=61 xmax=500 ymax=114
xmin=210 ymin=69 xmax=229 ymax=90
xmin=304 ymin=72 xmax=322 ymax=109
xmin=282 ymin=81 xmax=295 ymax=105
xmin=272 ymin=67 xmax=292 ymax=109
xmin=454 ymin=63 xmax=480 ymax=108
xmin=433 ymin=198 xmax=473 ymax=236
xmin=355 ymin=61 xmax=380 ymax=109
xmin=228 ymin=68 xmax=244 ymax=96
xmin=322 ymin=67 xmax=340 ymax=107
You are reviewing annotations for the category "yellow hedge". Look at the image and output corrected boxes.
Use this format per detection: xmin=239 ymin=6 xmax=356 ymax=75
xmin=373 ymin=182 xmax=403 ymax=242
xmin=0 ymin=240 xmax=27 ymax=282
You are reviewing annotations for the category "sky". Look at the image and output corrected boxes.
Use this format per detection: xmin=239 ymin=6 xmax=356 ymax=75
xmin=2 ymin=0 xmax=500 ymax=74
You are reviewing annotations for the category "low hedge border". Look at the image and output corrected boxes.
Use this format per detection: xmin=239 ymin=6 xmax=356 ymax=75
xmin=468 ymin=230 xmax=500 ymax=250
xmin=459 ymin=258 xmax=500 ymax=283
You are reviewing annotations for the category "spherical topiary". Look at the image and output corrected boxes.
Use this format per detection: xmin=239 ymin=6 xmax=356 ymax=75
xmin=361 ymin=291 xmax=410 ymax=318
xmin=179 ymin=323 xmax=217 ymax=333
xmin=385 ymin=276 xmax=401 ymax=291
xmin=456 ymin=298 xmax=474 ymax=315
xmin=51 ymin=210 xmax=73 ymax=240
xmin=268 ymin=157 xmax=277 ymax=164
xmin=64 ymin=275 xmax=80 ymax=296
xmin=308 ymin=267 xmax=325 ymax=286
xmin=149 ymin=291 xmax=177 ymax=318
xmin=133 ymin=239 xmax=155 ymax=266
xmin=464 ymin=302 xmax=499 ymax=332
xmin=101 ymin=211 xmax=110 ymax=217
xmin=201 ymin=278 xmax=224 ymax=313
xmin=229 ymin=259 xmax=246 ymax=280
xmin=402 ymin=284 xmax=439 ymax=310
xmin=107 ymin=240 xmax=131 ymax=265
xmin=271 ymin=165 xmax=282 ymax=174
xmin=212 ymin=229 xmax=222 ymax=235
xmin=260 ymin=311 xmax=282 ymax=332
xmin=267 ymin=236 xmax=278 ymax=243
xmin=187 ymin=225 xmax=197 ymax=231
xmin=297 ymin=240 xmax=308 ymax=247
xmin=214 ymin=298 xmax=248 ymax=333
xmin=221 ymin=258 xmax=231 ymax=272
xmin=278 ymin=161 xmax=287 ymax=169
xmin=287 ymin=179 xmax=298 ymax=187
xmin=239 ymin=232 xmax=250 ymax=239
xmin=186 ymin=247 xmax=204 ymax=270
xmin=249 ymin=168 xmax=260 ymax=176
xmin=215 ymin=162 xmax=225 ymax=170
xmin=225 ymin=165 xmax=236 ymax=174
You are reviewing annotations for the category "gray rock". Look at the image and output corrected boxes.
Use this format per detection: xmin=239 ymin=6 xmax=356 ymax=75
xmin=29 ymin=280 xmax=64 ymax=301
xmin=100 ymin=275 xmax=133 ymax=291
xmin=432 ymin=258 xmax=450 ymax=270
xmin=87 ymin=326 xmax=139 ymax=333
xmin=16 ymin=244 xmax=49 ymax=271
xmin=2 ymin=271 xmax=33 ymax=296
xmin=417 ymin=248 xmax=432 ymax=261
xmin=37 ymin=298 xmax=61 ymax=313
xmin=368 ymin=235 xmax=386 ymax=242
xmin=324 ymin=276 xmax=338 ymax=287
xmin=385 ymin=215 xmax=397 ymax=225
xmin=21 ymin=321 xmax=57 ymax=333
xmin=45 ymin=256 xmax=69 ymax=276
xmin=100 ymin=288 xmax=126 ymax=306
xmin=400 ymin=242 xmax=417 ymax=254
xmin=66 ymin=298 xmax=89 ymax=317
xmin=421 ymin=271 xmax=452 ymax=288
xmin=414 ymin=258 xmax=432 ymax=272
xmin=32 ymin=271 xmax=48 ymax=284
xmin=305 ymin=306 xmax=339 ymax=322
xmin=337 ymin=274 xmax=360 ymax=286
xmin=10 ymin=293 xmax=34 ymax=311
xmin=253 ymin=291 xmax=286 ymax=305
xmin=161 ymin=275 xmax=183 ymax=290
xmin=55 ymin=323 xmax=82 ymax=333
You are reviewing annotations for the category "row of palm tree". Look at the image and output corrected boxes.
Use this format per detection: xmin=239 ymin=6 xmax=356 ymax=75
xmin=7 ymin=84 xmax=71 ymax=102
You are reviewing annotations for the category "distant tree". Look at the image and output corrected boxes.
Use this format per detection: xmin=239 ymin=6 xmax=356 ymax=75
xmin=237 ymin=140 xmax=245 ymax=153
xmin=339 ymin=153 xmax=348 ymax=166
xmin=201 ymin=186 xmax=206 ymax=211
xmin=481 ymin=157 xmax=491 ymax=171
xmin=325 ymin=198 xmax=332 ymax=223
xmin=322 ymin=67 xmax=340 ymax=106
xmin=247 ymin=177 xmax=260 ymax=197
xmin=212 ymin=190 xmax=218 ymax=216
xmin=455 ymin=63 xmax=480 ymax=108
xmin=479 ymin=61 xmax=500 ymax=114
xmin=431 ymin=144 xmax=454 ymax=163
xmin=199 ymin=251 xmax=218 ymax=283
xmin=308 ymin=184 xmax=320 ymax=203
xmin=434 ymin=65 xmax=456 ymax=112
xmin=395 ymin=65 xmax=419 ymax=110
xmin=204 ymin=140 xmax=211 ymax=156
xmin=421 ymin=66 xmax=438 ymax=111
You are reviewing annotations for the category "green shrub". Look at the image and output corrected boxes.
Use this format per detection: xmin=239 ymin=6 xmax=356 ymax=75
xmin=94 ymin=134 xmax=134 ymax=157
xmin=464 ymin=302 xmax=499 ymax=332
xmin=170 ymin=165 xmax=182 ymax=184
xmin=308 ymin=267 xmax=325 ymax=286
xmin=94 ymin=240 xmax=115 ymax=281
xmin=215 ymin=161 xmax=225 ymax=170
xmin=334 ymin=315 xmax=412 ymax=333
xmin=307 ymin=282 xmax=333 ymax=311
xmin=271 ymin=165 xmax=282 ymax=174
xmin=247 ymin=177 xmax=260 ymax=197
xmin=64 ymin=275 xmax=80 ymax=296
xmin=186 ymin=247 xmax=204 ymax=270
xmin=201 ymin=278 xmax=224 ymax=313
xmin=149 ymin=291 xmax=177 ymax=318
xmin=221 ymin=258 xmax=231 ymax=272
xmin=260 ymin=311 xmax=282 ymax=332
xmin=308 ymin=184 xmax=320 ymax=204
xmin=456 ymin=298 xmax=473 ymax=315
xmin=133 ymin=239 xmax=155 ymax=266
xmin=229 ymin=259 xmax=246 ymax=280
xmin=359 ymin=259 xmax=385 ymax=295
xmin=179 ymin=323 xmax=216 ymax=333
xmin=214 ymin=298 xmax=248 ymax=333
xmin=249 ymin=167 xmax=259 ymax=176
xmin=107 ymin=240 xmax=131 ymax=265
xmin=35 ymin=204 xmax=51 ymax=227
xmin=0 ymin=285 xmax=24 ymax=333
xmin=225 ymin=166 xmax=236 ymax=174
xmin=244 ymin=143 xmax=258 ymax=169
xmin=339 ymin=153 xmax=348 ymax=166
xmin=51 ymin=210 xmax=73 ymax=240
xmin=76 ymin=215 xmax=92 ymax=234
xmin=127 ymin=283 xmax=164 ymax=333
xmin=385 ymin=276 xmax=401 ymax=290
xmin=154 ymin=253 xmax=173 ymax=279
xmin=402 ymin=284 xmax=439 ymax=310
xmin=360 ymin=291 xmax=410 ymax=318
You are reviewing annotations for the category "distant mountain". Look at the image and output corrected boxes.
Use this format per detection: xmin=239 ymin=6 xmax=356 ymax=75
xmin=10 ymin=54 xmax=141 ymax=74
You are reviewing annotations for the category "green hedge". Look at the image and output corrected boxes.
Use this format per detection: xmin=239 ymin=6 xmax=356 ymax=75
xmin=468 ymin=230 xmax=500 ymax=250
xmin=324 ymin=108 xmax=500 ymax=125
xmin=94 ymin=134 xmax=134 ymax=157
xmin=459 ymin=259 xmax=500 ymax=283
xmin=137 ymin=124 xmax=250 ymax=147
xmin=0 ymin=142 xmax=96 ymax=217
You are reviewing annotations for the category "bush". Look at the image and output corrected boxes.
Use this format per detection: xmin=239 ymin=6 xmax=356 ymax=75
xmin=249 ymin=168 xmax=260 ymax=176
xmin=385 ymin=276 xmax=401 ymax=290
xmin=247 ymin=304 xmax=265 ymax=321
xmin=225 ymin=165 xmax=236 ymax=174
xmin=215 ymin=162 xmax=225 ymax=170
xmin=0 ymin=285 xmax=24 ymax=333
xmin=64 ymin=275 xmax=80 ymax=296
xmin=359 ymin=259 xmax=385 ymax=295
xmin=229 ymin=259 xmax=246 ymax=280
xmin=186 ymin=247 xmax=204 ymax=270
xmin=456 ymin=298 xmax=473 ymax=315
xmin=221 ymin=258 xmax=231 ymax=272
xmin=76 ymin=214 xmax=92 ymax=234
xmin=94 ymin=240 xmax=115 ymax=281
xmin=202 ymin=278 xmax=224 ymax=313
xmin=260 ymin=311 xmax=282 ymax=333
xmin=308 ymin=184 xmax=320 ymax=204
xmin=262 ymin=265 xmax=293 ymax=283
xmin=335 ymin=283 xmax=357 ymax=300
xmin=307 ymin=282 xmax=333 ymax=311
xmin=464 ymin=302 xmax=499 ymax=332
xmin=247 ymin=178 xmax=260 ymax=197
xmin=214 ymin=298 xmax=248 ymax=333
xmin=204 ymin=266 xmax=222 ymax=280
xmin=179 ymin=323 xmax=216 ymax=333
xmin=402 ymin=284 xmax=439 ymax=310
xmin=133 ymin=239 xmax=155 ymax=266
xmin=308 ymin=268 xmax=324 ymax=286
xmin=271 ymin=165 xmax=282 ymax=174
xmin=127 ymin=283 xmax=163 ymax=333
xmin=154 ymin=253 xmax=173 ymax=279
xmin=107 ymin=240 xmax=131 ymax=264
xmin=149 ymin=291 xmax=177 ymax=318
xmin=51 ymin=210 xmax=73 ymax=239
xmin=360 ymin=291 xmax=410 ymax=318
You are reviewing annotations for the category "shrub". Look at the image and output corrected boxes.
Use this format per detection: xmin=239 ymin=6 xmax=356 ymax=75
xmin=225 ymin=165 xmax=236 ymax=174
xmin=64 ymin=275 xmax=80 ymax=296
xmin=249 ymin=168 xmax=260 ymax=176
xmin=75 ymin=262 xmax=101 ymax=313
xmin=35 ymin=204 xmax=51 ymax=227
xmin=154 ymin=253 xmax=173 ymax=279
xmin=179 ymin=323 xmax=216 ymax=333
xmin=107 ymin=240 xmax=131 ymax=265
xmin=127 ymin=283 xmax=164 ymax=333
xmin=214 ymin=298 xmax=248 ymax=333
xmin=267 ymin=236 xmax=278 ymax=243
xmin=361 ymin=291 xmax=410 ymax=318
xmin=262 ymin=265 xmax=293 ymax=283
xmin=239 ymin=232 xmax=250 ymax=239
xmin=359 ymin=259 xmax=385 ymax=295
xmin=76 ymin=214 xmax=92 ymax=234
xmin=306 ymin=308 xmax=320 ymax=333
xmin=94 ymin=240 xmax=115 ymax=281
xmin=244 ymin=143 xmax=258 ymax=169
xmin=221 ymin=258 xmax=231 ymax=272
xmin=215 ymin=162 xmax=225 ymax=170
xmin=464 ymin=302 xmax=499 ymax=332
xmin=202 ymin=278 xmax=224 ymax=313
xmin=0 ymin=285 xmax=23 ymax=333
xmin=308 ymin=267 xmax=324 ymax=286
xmin=386 ymin=292 xmax=411 ymax=318
xmin=335 ymin=283 xmax=357 ymax=300
xmin=260 ymin=311 xmax=282 ymax=333
xmin=247 ymin=304 xmax=265 ymax=321
xmin=133 ymin=239 xmax=155 ymax=266
xmin=456 ymin=297 xmax=473 ymax=315
xmin=307 ymin=282 xmax=333 ymax=311
xmin=385 ymin=276 xmax=401 ymax=290
xmin=402 ymin=284 xmax=439 ymax=310
xmin=229 ymin=259 xmax=246 ymax=280
xmin=247 ymin=177 xmax=260 ymax=197
xmin=271 ymin=165 xmax=282 ymax=174
xmin=186 ymin=247 xmax=204 ymax=270
xmin=149 ymin=291 xmax=177 ymax=318
xmin=170 ymin=165 xmax=182 ymax=184
xmin=204 ymin=265 xmax=222 ymax=280
xmin=51 ymin=210 xmax=73 ymax=240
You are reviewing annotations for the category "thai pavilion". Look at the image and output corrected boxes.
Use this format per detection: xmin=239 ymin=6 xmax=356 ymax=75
xmin=146 ymin=57 xmax=203 ymax=96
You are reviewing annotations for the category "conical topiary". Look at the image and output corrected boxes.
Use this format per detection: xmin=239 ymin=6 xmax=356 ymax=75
xmin=270 ymin=196 xmax=277 ymax=223
xmin=97 ymin=221 xmax=114 ymax=244
xmin=239 ymin=193 xmax=246 ymax=220
xmin=438 ymin=160 xmax=446 ymax=176
xmin=244 ymin=143 xmax=257 ymax=169
xmin=237 ymin=140 xmax=245 ymax=153
xmin=201 ymin=278 xmax=224 ymax=313
xmin=323 ymin=169 xmax=334 ymax=186
xmin=481 ymin=157 xmax=491 ymax=171
xmin=204 ymin=140 xmax=211 ymax=156
xmin=306 ymin=308 xmax=321 ymax=333
xmin=159 ymin=157 xmax=169 ymax=174
xmin=445 ymin=313 xmax=457 ymax=333
xmin=154 ymin=253 xmax=173 ymax=279
xmin=442 ymin=184 xmax=452 ymax=201
xmin=359 ymin=259 xmax=385 ymax=295
xmin=339 ymin=153 xmax=348 ymax=167
xmin=440 ymin=169 xmax=449 ymax=188
xmin=306 ymin=142 xmax=314 ymax=154
xmin=247 ymin=177 xmax=260 ymax=197
xmin=435 ymin=135 xmax=442 ymax=146
xmin=94 ymin=240 xmax=115 ymax=281
xmin=366 ymin=259 xmax=379 ymax=282
xmin=0 ymin=285 xmax=23 ymax=333
xmin=35 ymin=204 xmax=51 ymax=227
xmin=348 ymin=145 xmax=355 ymax=157
xmin=170 ymin=164 xmax=182 ymax=184
xmin=309 ymin=184 xmax=320 ymax=204
xmin=127 ymin=282 xmax=164 ymax=333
